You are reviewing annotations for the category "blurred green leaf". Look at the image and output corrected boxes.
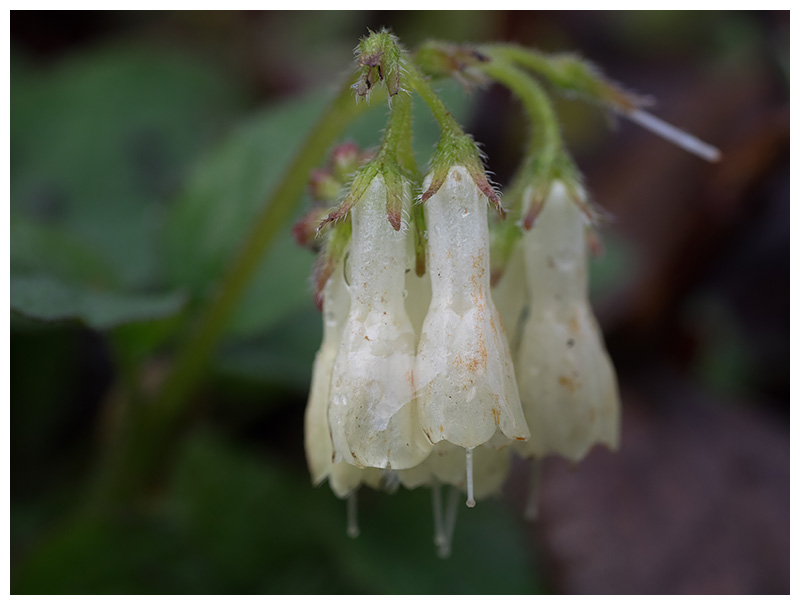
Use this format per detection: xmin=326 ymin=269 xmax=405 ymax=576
xmin=11 ymin=275 xmax=185 ymax=329
xmin=13 ymin=514 xmax=215 ymax=594
xmin=168 ymin=430 xmax=348 ymax=593
xmin=169 ymin=431 xmax=540 ymax=594
xmin=11 ymin=43 xmax=245 ymax=289
xmin=11 ymin=213 xmax=117 ymax=288
xmin=163 ymin=93 xmax=329 ymax=338
xmin=14 ymin=428 xmax=540 ymax=594
xmin=215 ymin=307 xmax=321 ymax=391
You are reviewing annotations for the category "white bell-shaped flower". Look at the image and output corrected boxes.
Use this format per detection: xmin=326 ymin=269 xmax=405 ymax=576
xmin=303 ymin=261 xmax=382 ymax=497
xmin=328 ymin=175 xmax=431 ymax=470
xmin=416 ymin=166 xmax=530 ymax=451
xmin=515 ymin=181 xmax=620 ymax=461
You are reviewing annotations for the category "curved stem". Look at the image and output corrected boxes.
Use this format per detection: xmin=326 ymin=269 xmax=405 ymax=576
xmin=479 ymin=54 xmax=571 ymax=276
xmin=156 ymin=78 xmax=368 ymax=423
xmin=405 ymin=62 xmax=502 ymax=211
xmin=482 ymin=43 xmax=634 ymax=112
xmin=479 ymin=58 xmax=564 ymax=204
xmin=94 ymin=73 xmax=373 ymax=507
xmin=385 ymin=92 xmax=419 ymax=178
xmin=480 ymin=58 xmax=562 ymax=162
xmin=484 ymin=43 xmax=720 ymax=162
xmin=405 ymin=64 xmax=463 ymax=140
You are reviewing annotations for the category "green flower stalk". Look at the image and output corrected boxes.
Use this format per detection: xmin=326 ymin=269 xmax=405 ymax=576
xmin=483 ymin=43 xmax=722 ymax=162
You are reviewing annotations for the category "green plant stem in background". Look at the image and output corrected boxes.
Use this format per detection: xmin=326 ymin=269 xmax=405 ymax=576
xmin=479 ymin=57 xmax=563 ymax=206
xmin=155 ymin=77 xmax=368 ymax=422
xmin=93 ymin=73 xmax=377 ymax=507
xmin=483 ymin=43 xmax=636 ymax=112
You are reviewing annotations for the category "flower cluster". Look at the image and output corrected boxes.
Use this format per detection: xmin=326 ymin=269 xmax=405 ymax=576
xmin=304 ymin=162 xmax=538 ymax=554
xmin=295 ymin=30 xmax=719 ymax=556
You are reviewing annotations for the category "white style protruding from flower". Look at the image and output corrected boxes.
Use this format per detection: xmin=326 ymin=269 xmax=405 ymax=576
xmin=398 ymin=442 xmax=511 ymax=499
xmin=397 ymin=440 xmax=511 ymax=557
xmin=416 ymin=166 xmax=530 ymax=506
xmin=514 ymin=181 xmax=620 ymax=462
xmin=303 ymin=262 xmax=382 ymax=501
xmin=328 ymin=175 xmax=432 ymax=470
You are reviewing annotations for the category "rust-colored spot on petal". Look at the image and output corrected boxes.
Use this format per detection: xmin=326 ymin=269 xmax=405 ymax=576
xmin=558 ymin=374 xmax=580 ymax=393
xmin=569 ymin=314 xmax=580 ymax=336
xmin=491 ymin=408 xmax=500 ymax=426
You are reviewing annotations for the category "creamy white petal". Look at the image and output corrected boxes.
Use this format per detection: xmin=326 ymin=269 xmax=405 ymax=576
xmin=328 ymin=175 xmax=431 ymax=469
xmin=304 ymin=263 xmax=383 ymax=497
xmin=515 ymin=182 xmax=621 ymax=461
xmin=416 ymin=166 xmax=529 ymax=449
xmin=304 ymin=263 xmax=350 ymax=485
xmin=398 ymin=441 xmax=511 ymax=501
xmin=329 ymin=463 xmax=383 ymax=499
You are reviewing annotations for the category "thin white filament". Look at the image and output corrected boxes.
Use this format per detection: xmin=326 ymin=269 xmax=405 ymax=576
xmin=382 ymin=470 xmax=400 ymax=494
xmin=432 ymin=482 xmax=446 ymax=548
xmin=346 ymin=491 xmax=360 ymax=538
xmin=523 ymin=459 xmax=543 ymax=522
xmin=437 ymin=486 xmax=460 ymax=559
xmin=465 ymin=448 xmax=476 ymax=508
xmin=625 ymin=108 xmax=721 ymax=163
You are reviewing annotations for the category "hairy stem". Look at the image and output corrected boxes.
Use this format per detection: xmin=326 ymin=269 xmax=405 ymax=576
xmin=405 ymin=64 xmax=463 ymax=140
xmin=480 ymin=59 xmax=561 ymax=159
xmin=385 ymin=92 xmax=419 ymax=178
xmin=482 ymin=43 xmax=635 ymax=112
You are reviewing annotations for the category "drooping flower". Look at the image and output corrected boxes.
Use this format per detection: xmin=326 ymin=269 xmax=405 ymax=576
xmin=303 ymin=260 xmax=382 ymax=500
xmin=513 ymin=181 xmax=621 ymax=462
xmin=415 ymin=165 xmax=530 ymax=504
xmin=327 ymin=174 xmax=432 ymax=470
xmin=400 ymin=216 xmax=513 ymax=506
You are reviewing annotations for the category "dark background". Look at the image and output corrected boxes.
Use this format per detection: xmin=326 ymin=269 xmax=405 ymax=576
xmin=10 ymin=10 xmax=789 ymax=594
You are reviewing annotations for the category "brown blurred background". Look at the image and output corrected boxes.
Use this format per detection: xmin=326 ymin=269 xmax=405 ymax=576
xmin=11 ymin=11 xmax=789 ymax=594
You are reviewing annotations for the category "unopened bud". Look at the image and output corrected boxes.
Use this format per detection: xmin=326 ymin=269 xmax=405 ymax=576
xmin=308 ymin=169 xmax=341 ymax=203
xmin=330 ymin=142 xmax=366 ymax=181
xmin=292 ymin=205 xmax=329 ymax=251
xmin=353 ymin=29 xmax=405 ymax=101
